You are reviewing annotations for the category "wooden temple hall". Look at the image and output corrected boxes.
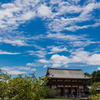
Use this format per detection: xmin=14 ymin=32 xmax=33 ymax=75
xmin=46 ymin=68 xmax=92 ymax=96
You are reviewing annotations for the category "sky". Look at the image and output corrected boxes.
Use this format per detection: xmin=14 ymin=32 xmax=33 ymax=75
xmin=0 ymin=0 xmax=100 ymax=78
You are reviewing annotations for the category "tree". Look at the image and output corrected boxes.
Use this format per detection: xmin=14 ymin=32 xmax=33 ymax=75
xmin=94 ymin=71 xmax=100 ymax=82
xmin=91 ymin=71 xmax=96 ymax=84
xmin=84 ymin=72 xmax=92 ymax=85
xmin=89 ymin=82 xmax=100 ymax=95
xmin=43 ymin=86 xmax=57 ymax=98
xmin=0 ymin=69 xmax=49 ymax=100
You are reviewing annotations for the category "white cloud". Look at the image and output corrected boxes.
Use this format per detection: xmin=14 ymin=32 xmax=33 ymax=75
xmin=97 ymin=67 xmax=100 ymax=70
xmin=1 ymin=66 xmax=14 ymax=71
xmin=50 ymin=54 xmax=69 ymax=67
xmin=0 ymin=36 xmax=29 ymax=46
xmin=27 ymin=50 xmax=47 ymax=58
xmin=69 ymin=40 xmax=100 ymax=47
xmin=31 ymin=68 xmax=36 ymax=71
xmin=1 ymin=66 xmax=32 ymax=75
xmin=38 ymin=59 xmax=49 ymax=63
xmin=47 ymin=1 xmax=100 ymax=32
xmin=48 ymin=46 xmax=68 ymax=54
xmin=37 ymin=4 xmax=52 ymax=18
xmin=26 ymin=63 xmax=35 ymax=66
xmin=70 ymin=0 xmax=81 ymax=4
xmin=15 ymin=67 xmax=30 ymax=70
xmin=7 ymin=70 xmax=27 ymax=75
xmin=0 ymin=0 xmax=39 ymax=31
xmin=0 ymin=50 xmax=20 ymax=55
xmin=47 ymin=33 xmax=85 ymax=41
xmin=43 ymin=65 xmax=47 ymax=68
xmin=87 ymin=54 xmax=100 ymax=65
xmin=37 ymin=48 xmax=100 ymax=68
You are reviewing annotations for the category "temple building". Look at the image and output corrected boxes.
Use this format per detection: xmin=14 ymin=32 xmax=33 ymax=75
xmin=46 ymin=68 xmax=92 ymax=96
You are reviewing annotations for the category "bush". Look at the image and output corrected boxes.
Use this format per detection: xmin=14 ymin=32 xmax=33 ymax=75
xmin=43 ymin=86 xmax=57 ymax=98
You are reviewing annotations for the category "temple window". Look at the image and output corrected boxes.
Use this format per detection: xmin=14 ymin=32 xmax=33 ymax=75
xmin=73 ymin=85 xmax=78 ymax=87
xmin=57 ymin=80 xmax=63 ymax=82
xmin=52 ymin=80 xmax=56 ymax=82
xmin=65 ymin=89 xmax=68 ymax=93
xmin=65 ymin=85 xmax=71 ymax=87
xmin=72 ymin=80 xmax=77 ymax=82
xmin=68 ymin=80 xmax=71 ymax=82
xmin=58 ymin=89 xmax=61 ymax=93
xmin=79 ymin=80 xmax=82 ymax=82
xmin=79 ymin=85 xmax=83 ymax=89
xmin=52 ymin=85 xmax=56 ymax=89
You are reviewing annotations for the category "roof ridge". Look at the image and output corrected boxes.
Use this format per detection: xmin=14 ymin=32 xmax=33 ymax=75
xmin=48 ymin=68 xmax=82 ymax=71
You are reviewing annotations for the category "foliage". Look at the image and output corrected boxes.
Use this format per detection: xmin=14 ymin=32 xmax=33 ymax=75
xmin=84 ymin=72 xmax=92 ymax=86
xmin=43 ymin=86 xmax=57 ymax=98
xmin=91 ymin=71 xmax=96 ymax=84
xmin=89 ymin=82 xmax=100 ymax=95
xmin=0 ymin=70 xmax=49 ymax=100
xmin=94 ymin=71 xmax=100 ymax=82
xmin=84 ymin=70 xmax=100 ymax=85
xmin=91 ymin=94 xmax=100 ymax=100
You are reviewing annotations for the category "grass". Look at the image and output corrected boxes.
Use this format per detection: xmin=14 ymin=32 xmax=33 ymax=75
xmin=44 ymin=99 xmax=73 ymax=100
xmin=43 ymin=99 xmax=85 ymax=100
xmin=43 ymin=98 xmax=88 ymax=100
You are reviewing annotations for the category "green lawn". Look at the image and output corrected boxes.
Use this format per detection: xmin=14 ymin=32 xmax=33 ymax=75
xmin=44 ymin=99 xmax=73 ymax=100
xmin=43 ymin=98 xmax=88 ymax=100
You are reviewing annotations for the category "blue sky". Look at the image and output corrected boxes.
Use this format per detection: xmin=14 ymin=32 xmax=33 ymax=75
xmin=0 ymin=0 xmax=100 ymax=78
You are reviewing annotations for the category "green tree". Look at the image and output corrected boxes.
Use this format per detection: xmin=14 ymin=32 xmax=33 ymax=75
xmin=94 ymin=70 xmax=100 ymax=82
xmin=43 ymin=86 xmax=57 ymax=98
xmin=89 ymin=82 xmax=100 ymax=95
xmin=84 ymin=72 xmax=92 ymax=85
xmin=91 ymin=71 xmax=96 ymax=84
xmin=0 ymin=70 xmax=49 ymax=100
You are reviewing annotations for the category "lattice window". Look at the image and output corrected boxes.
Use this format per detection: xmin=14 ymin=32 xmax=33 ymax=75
xmin=52 ymin=80 xmax=56 ymax=82
xmin=57 ymin=80 xmax=63 ymax=82
xmin=52 ymin=85 xmax=56 ymax=89
xmin=65 ymin=89 xmax=68 ymax=92
xmin=79 ymin=86 xmax=83 ymax=89
xmin=58 ymin=89 xmax=61 ymax=93
xmin=79 ymin=80 xmax=82 ymax=82
xmin=65 ymin=85 xmax=71 ymax=87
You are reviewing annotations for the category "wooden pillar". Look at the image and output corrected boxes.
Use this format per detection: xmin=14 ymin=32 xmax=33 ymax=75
xmin=57 ymin=85 xmax=58 ymax=95
xmin=78 ymin=85 xmax=79 ymax=95
xmin=63 ymin=85 xmax=65 ymax=96
xmin=71 ymin=85 xmax=73 ymax=94
xmin=83 ymin=85 xmax=85 ymax=93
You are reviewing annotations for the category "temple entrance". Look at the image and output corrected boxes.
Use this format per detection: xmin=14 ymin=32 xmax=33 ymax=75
xmin=73 ymin=88 xmax=77 ymax=95
xmin=61 ymin=88 xmax=64 ymax=96
xmin=65 ymin=88 xmax=71 ymax=96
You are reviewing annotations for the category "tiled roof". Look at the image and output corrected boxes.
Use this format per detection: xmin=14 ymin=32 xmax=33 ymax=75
xmin=46 ymin=68 xmax=92 ymax=79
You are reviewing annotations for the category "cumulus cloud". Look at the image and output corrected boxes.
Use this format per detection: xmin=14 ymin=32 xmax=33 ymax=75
xmin=43 ymin=65 xmax=47 ymax=68
xmin=37 ymin=4 xmax=52 ymax=18
xmin=31 ymin=68 xmax=36 ymax=71
xmin=47 ymin=33 xmax=85 ymax=41
xmin=27 ymin=50 xmax=47 ymax=58
xmin=38 ymin=59 xmax=49 ymax=63
xmin=37 ymin=48 xmax=100 ymax=68
xmin=0 ymin=0 xmax=100 ymax=47
xmin=97 ymin=67 xmax=100 ymax=70
xmin=1 ymin=66 xmax=31 ymax=75
xmin=7 ymin=70 xmax=27 ymax=75
xmin=26 ymin=63 xmax=36 ymax=66
xmin=47 ymin=46 xmax=68 ymax=54
xmin=0 ymin=50 xmax=20 ymax=55
xmin=48 ymin=1 xmax=100 ymax=32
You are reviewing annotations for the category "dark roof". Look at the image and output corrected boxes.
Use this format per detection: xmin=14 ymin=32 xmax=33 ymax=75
xmin=46 ymin=68 xmax=92 ymax=79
